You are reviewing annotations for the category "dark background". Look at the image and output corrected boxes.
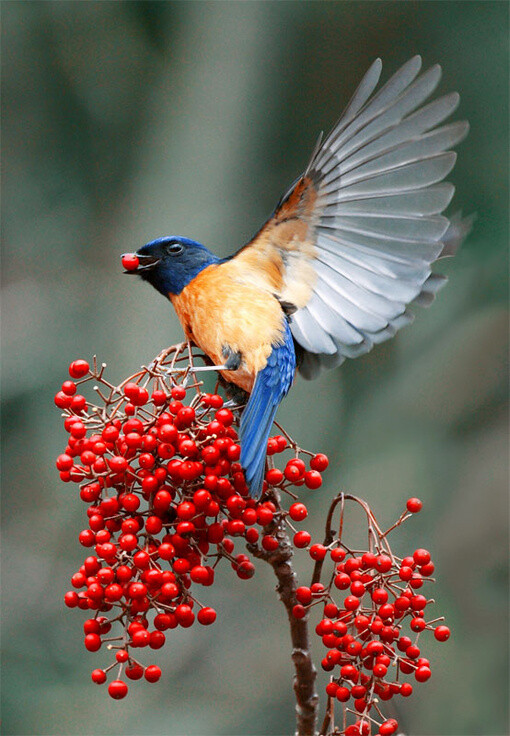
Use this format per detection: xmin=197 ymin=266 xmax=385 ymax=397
xmin=2 ymin=2 xmax=508 ymax=735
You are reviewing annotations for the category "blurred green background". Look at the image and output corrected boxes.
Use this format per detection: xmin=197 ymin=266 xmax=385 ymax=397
xmin=2 ymin=2 xmax=508 ymax=735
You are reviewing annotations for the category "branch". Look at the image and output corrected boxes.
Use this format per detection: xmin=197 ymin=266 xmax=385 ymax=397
xmin=249 ymin=492 xmax=319 ymax=736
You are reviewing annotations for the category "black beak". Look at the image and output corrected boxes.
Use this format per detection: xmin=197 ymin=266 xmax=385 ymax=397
xmin=122 ymin=253 xmax=161 ymax=274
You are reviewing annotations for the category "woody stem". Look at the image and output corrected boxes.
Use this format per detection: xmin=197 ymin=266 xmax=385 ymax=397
xmin=249 ymin=492 xmax=318 ymax=736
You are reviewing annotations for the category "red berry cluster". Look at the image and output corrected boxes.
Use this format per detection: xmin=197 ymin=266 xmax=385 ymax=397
xmin=56 ymin=346 xmax=327 ymax=699
xmin=291 ymin=495 xmax=450 ymax=736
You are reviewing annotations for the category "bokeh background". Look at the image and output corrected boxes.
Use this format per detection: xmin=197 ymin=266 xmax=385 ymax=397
xmin=2 ymin=2 xmax=508 ymax=735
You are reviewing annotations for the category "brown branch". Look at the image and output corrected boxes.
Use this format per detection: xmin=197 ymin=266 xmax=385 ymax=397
xmin=249 ymin=493 xmax=318 ymax=736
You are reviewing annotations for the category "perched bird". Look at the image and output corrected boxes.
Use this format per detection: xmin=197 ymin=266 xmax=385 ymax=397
xmin=122 ymin=56 xmax=470 ymax=498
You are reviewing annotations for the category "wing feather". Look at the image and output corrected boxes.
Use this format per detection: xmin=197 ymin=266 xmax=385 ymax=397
xmin=322 ymin=184 xmax=455 ymax=217
xmin=233 ymin=57 xmax=471 ymax=378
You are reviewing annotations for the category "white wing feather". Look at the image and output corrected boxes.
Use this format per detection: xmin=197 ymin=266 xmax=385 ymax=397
xmin=290 ymin=56 xmax=470 ymax=377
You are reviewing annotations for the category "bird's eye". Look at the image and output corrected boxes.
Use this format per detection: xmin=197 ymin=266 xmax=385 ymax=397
xmin=165 ymin=242 xmax=184 ymax=256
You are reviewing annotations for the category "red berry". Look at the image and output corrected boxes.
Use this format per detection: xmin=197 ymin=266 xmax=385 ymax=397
xmin=108 ymin=455 xmax=128 ymax=473
xmin=150 ymin=631 xmax=166 ymax=649
xmin=64 ymin=591 xmax=79 ymax=607
xmin=257 ymin=507 xmax=274 ymax=526
xmin=310 ymin=453 xmax=329 ymax=471
xmin=296 ymin=586 xmax=312 ymax=605
xmin=350 ymin=580 xmax=365 ymax=597
xmin=119 ymin=533 xmax=138 ymax=552
xmin=145 ymin=516 xmax=163 ymax=535
xmin=415 ymin=666 xmax=432 ymax=682
xmin=69 ymin=360 xmax=89 ymax=378
xmin=336 ymin=686 xmax=350 ymax=702
xmin=171 ymin=385 xmax=187 ymax=400
xmin=125 ymin=664 xmax=144 ymax=680
xmin=61 ymin=380 xmax=77 ymax=396
xmin=293 ymin=531 xmax=311 ymax=548
xmin=145 ymin=665 xmax=162 ymax=683
xmin=175 ymin=604 xmax=195 ymax=627
xmin=407 ymin=497 xmax=423 ymax=513
xmin=434 ymin=625 xmax=451 ymax=642
xmin=330 ymin=547 xmax=346 ymax=562
xmin=371 ymin=587 xmax=388 ymax=604
xmin=190 ymin=565 xmax=209 ymax=584
xmin=131 ymin=629 xmax=150 ymax=647
xmin=379 ymin=719 xmax=398 ymax=735
xmin=325 ymin=682 xmax=338 ymax=697
xmin=304 ymin=470 xmax=322 ymax=489
xmin=54 ymin=391 xmax=72 ymax=408
xmin=84 ymin=633 xmax=101 ymax=652
xmin=309 ymin=544 xmax=327 ymax=561
xmin=262 ymin=535 xmax=279 ymax=551
xmin=128 ymin=582 xmax=147 ymax=599
xmin=266 ymin=468 xmax=284 ymax=486
xmin=284 ymin=462 xmax=304 ymax=482
xmin=399 ymin=566 xmax=413 ymax=581
xmin=413 ymin=548 xmax=431 ymax=566
xmin=420 ymin=561 xmax=435 ymax=576
xmin=410 ymin=617 xmax=426 ymax=632
xmin=400 ymin=682 xmax=413 ymax=696
xmin=215 ymin=408 xmax=233 ymax=426
xmin=197 ymin=607 xmax=217 ymax=625
xmin=340 ymin=664 xmax=358 ymax=681
xmin=406 ymin=644 xmax=421 ymax=659
xmin=122 ymin=253 xmax=139 ymax=271
xmin=410 ymin=594 xmax=427 ymax=611
xmin=151 ymin=390 xmax=167 ymax=405
xmin=288 ymin=502 xmax=308 ymax=522
xmin=375 ymin=555 xmax=392 ymax=573
xmin=91 ymin=669 xmax=106 ymax=684
xmin=108 ymin=680 xmax=128 ymax=699
xmin=344 ymin=595 xmax=360 ymax=611
xmin=334 ymin=573 xmax=350 ymax=590
xmin=104 ymin=584 xmax=123 ymax=602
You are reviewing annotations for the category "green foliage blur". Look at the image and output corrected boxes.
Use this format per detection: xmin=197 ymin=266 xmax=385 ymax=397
xmin=2 ymin=2 xmax=508 ymax=734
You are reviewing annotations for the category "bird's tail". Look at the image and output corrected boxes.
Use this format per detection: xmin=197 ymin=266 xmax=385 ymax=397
xmin=239 ymin=386 xmax=281 ymax=497
xmin=239 ymin=324 xmax=296 ymax=498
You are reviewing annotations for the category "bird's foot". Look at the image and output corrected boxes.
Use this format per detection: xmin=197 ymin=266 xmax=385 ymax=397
xmin=190 ymin=347 xmax=242 ymax=374
xmin=221 ymin=398 xmax=243 ymax=409
xmin=222 ymin=346 xmax=242 ymax=371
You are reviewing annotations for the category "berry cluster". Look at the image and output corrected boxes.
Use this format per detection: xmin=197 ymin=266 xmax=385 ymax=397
xmin=291 ymin=494 xmax=450 ymax=736
xmin=57 ymin=344 xmax=327 ymax=699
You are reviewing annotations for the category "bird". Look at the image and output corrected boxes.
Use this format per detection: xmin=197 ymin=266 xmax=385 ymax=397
xmin=121 ymin=55 xmax=471 ymax=498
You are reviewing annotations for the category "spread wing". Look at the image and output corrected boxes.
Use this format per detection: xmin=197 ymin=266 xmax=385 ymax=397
xmin=233 ymin=56 xmax=470 ymax=379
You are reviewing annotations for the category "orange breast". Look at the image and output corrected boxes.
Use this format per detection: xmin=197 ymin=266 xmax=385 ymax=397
xmin=170 ymin=262 xmax=287 ymax=393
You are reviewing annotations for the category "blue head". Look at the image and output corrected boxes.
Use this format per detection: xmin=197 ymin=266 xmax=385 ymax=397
xmin=123 ymin=236 xmax=219 ymax=296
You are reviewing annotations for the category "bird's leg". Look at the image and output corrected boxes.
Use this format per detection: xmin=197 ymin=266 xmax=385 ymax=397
xmin=193 ymin=346 xmax=242 ymax=373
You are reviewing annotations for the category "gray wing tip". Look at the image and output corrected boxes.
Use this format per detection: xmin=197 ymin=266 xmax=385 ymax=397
xmin=409 ymin=54 xmax=423 ymax=69
xmin=440 ymin=211 xmax=476 ymax=257
xmin=458 ymin=119 xmax=470 ymax=142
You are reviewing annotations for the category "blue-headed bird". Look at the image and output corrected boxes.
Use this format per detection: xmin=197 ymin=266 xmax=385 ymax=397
xmin=122 ymin=56 xmax=471 ymax=498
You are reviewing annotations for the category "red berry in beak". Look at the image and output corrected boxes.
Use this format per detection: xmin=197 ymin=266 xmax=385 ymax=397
xmin=122 ymin=253 xmax=140 ymax=271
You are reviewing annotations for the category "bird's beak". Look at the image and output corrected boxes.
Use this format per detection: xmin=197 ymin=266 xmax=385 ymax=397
xmin=121 ymin=253 xmax=161 ymax=274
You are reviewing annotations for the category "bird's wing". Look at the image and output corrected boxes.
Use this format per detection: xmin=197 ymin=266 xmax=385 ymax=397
xmin=233 ymin=56 xmax=470 ymax=379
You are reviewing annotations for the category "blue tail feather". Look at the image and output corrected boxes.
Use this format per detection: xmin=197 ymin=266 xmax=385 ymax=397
xmin=239 ymin=322 xmax=296 ymax=498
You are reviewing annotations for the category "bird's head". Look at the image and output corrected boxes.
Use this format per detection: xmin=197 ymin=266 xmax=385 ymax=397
xmin=122 ymin=236 xmax=219 ymax=297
